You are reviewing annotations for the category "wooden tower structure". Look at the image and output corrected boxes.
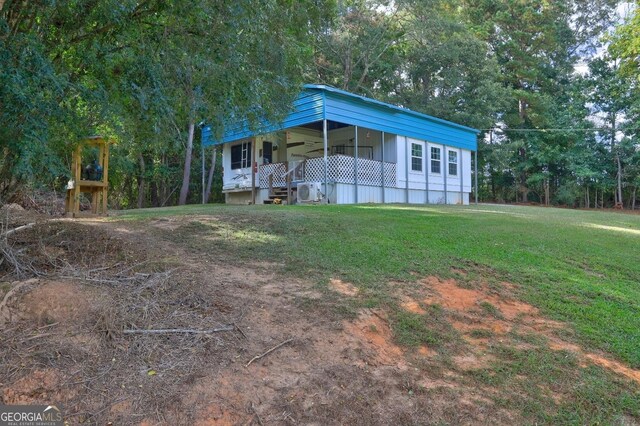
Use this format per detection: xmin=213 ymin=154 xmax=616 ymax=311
xmin=65 ymin=136 xmax=111 ymax=217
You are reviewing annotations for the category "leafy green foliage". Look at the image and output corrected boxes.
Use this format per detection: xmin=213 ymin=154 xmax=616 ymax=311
xmin=1 ymin=0 xmax=639 ymax=209
xmin=310 ymin=0 xmax=640 ymax=208
xmin=0 ymin=0 xmax=333 ymax=205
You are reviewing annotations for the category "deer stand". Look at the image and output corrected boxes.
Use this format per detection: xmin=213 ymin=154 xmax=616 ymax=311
xmin=65 ymin=137 xmax=111 ymax=218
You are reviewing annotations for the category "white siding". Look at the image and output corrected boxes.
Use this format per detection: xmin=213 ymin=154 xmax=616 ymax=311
xmin=393 ymin=136 xmax=472 ymax=205
xmin=222 ymin=126 xmax=474 ymax=205
xmin=222 ymin=142 xmax=253 ymax=190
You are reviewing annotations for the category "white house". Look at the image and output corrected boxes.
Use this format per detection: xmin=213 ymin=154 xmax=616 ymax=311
xmin=202 ymin=84 xmax=479 ymax=205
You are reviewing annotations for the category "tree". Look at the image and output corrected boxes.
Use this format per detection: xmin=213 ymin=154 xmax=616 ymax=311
xmin=312 ymin=0 xmax=507 ymax=129
xmin=585 ymin=56 xmax=637 ymax=206
xmin=393 ymin=0 xmax=508 ymax=130
xmin=459 ymin=0 xmax=619 ymax=204
xmin=312 ymin=0 xmax=404 ymax=95
xmin=0 ymin=0 xmax=333 ymax=206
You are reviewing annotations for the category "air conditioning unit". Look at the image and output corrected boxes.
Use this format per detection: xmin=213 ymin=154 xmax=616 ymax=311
xmin=297 ymin=182 xmax=322 ymax=203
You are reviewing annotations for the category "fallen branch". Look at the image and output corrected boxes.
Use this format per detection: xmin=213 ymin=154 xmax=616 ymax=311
xmin=246 ymin=338 xmax=294 ymax=367
xmin=1 ymin=243 xmax=43 ymax=278
xmin=123 ymin=325 xmax=235 ymax=335
xmin=250 ymin=402 xmax=264 ymax=426
xmin=2 ymin=223 xmax=35 ymax=238
xmin=23 ymin=332 xmax=53 ymax=342
xmin=0 ymin=279 xmax=37 ymax=314
xmin=234 ymin=322 xmax=248 ymax=339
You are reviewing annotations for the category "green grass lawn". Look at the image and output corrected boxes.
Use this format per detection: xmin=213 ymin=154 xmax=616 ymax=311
xmin=111 ymin=203 xmax=640 ymax=423
xmin=114 ymin=203 xmax=640 ymax=370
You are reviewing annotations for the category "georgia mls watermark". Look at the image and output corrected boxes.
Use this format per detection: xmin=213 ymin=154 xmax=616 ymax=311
xmin=0 ymin=405 xmax=64 ymax=426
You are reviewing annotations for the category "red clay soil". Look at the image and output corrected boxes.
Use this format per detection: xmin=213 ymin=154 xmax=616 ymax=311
xmin=1 ymin=215 xmax=638 ymax=425
xmin=412 ymin=275 xmax=640 ymax=385
xmin=329 ymin=278 xmax=359 ymax=297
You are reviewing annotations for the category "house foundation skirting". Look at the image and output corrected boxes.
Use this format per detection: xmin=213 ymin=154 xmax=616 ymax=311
xmin=329 ymin=183 xmax=469 ymax=205
xmin=225 ymin=185 xmax=470 ymax=205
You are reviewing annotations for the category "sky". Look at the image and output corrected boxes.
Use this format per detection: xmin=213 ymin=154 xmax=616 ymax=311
xmin=574 ymin=1 xmax=636 ymax=75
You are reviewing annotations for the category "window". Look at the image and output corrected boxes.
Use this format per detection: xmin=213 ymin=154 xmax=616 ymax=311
xmin=231 ymin=141 xmax=251 ymax=170
xmin=411 ymin=143 xmax=423 ymax=172
xmin=262 ymin=141 xmax=273 ymax=164
xmin=448 ymin=150 xmax=458 ymax=176
xmin=430 ymin=147 xmax=441 ymax=174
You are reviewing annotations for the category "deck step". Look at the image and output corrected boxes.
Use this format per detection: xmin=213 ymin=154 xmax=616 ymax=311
xmin=263 ymin=188 xmax=296 ymax=205
xmin=263 ymin=197 xmax=286 ymax=205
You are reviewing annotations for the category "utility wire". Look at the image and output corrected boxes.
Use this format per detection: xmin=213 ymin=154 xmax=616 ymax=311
xmin=480 ymin=128 xmax=640 ymax=132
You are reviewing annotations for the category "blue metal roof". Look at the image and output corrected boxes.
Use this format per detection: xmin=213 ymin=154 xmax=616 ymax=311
xmin=202 ymin=84 xmax=479 ymax=151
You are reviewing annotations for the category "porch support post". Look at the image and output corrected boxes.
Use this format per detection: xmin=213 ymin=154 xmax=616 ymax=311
xmin=425 ymin=143 xmax=429 ymax=204
xmin=201 ymin=144 xmax=205 ymax=204
xmin=443 ymin=144 xmax=448 ymax=205
xmin=354 ymin=125 xmax=359 ymax=203
xmin=475 ymin=149 xmax=479 ymax=205
xmin=381 ymin=131 xmax=385 ymax=203
xmin=323 ymin=119 xmax=328 ymax=203
xmin=460 ymin=148 xmax=463 ymax=205
xmin=405 ymin=136 xmax=409 ymax=203
xmin=251 ymin=137 xmax=257 ymax=205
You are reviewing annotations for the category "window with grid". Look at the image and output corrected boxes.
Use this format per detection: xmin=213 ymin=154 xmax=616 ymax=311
xmin=411 ymin=143 xmax=423 ymax=172
xmin=231 ymin=141 xmax=252 ymax=170
xmin=430 ymin=147 xmax=441 ymax=174
xmin=448 ymin=150 xmax=458 ymax=176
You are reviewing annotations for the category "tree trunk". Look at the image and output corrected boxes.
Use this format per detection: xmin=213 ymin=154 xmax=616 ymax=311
xmin=611 ymin=112 xmax=623 ymax=207
xmin=544 ymin=178 xmax=550 ymax=206
xmin=124 ymin=174 xmax=134 ymax=208
xmin=137 ymin=154 xmax=146 ymax=209
xmin=179 ymin=120 xmax=196 ymax=205
xmin=632 ymin=187 xmax=636 ymax=211
xmin=586 ymin=187 xmax=590 ymax=209
xmin=160 ymin=153 xmax=168 ymax=203
xmin=490 ymin=166 xmax=496 ymax=202
xmin=616 ymin=154 xmax=623 ymax=206
xmin=150 ymin=180 xmax=160 ymax=207
xmin=204 ymin=147 xmax=218 ymax=203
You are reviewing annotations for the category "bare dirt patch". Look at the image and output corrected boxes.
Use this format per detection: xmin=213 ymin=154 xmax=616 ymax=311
xmin=584 ymin=354 xmax=640 ymax=384
xmin=4 ymin=216 xmax=482 ymax=424
xmin=417 ymin=275 xmax=640 ymax=385
xmin=329 ymin=278 xmax=359 ymax=296
xmin=1 ymin=213 xmax=637 ymax=424
xmin=343 ymin=309 xmax=407 ymax=368
xmin=400 ymin=296 xmax=426 ymax=314
xmin=2 ymin=369 xmax=73 ymax=405
xmin=20 ymin=281 xmax=92 ymax=325
xmin=422 ymin=276 xmax=535 ymax=320
xmin=549 ymin=340 xmax=640 ymax=384
xmin=418 ymin=345 xmax=436 ymax=357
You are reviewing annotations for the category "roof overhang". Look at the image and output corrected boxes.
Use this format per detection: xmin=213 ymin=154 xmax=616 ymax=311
xmin=202 ymin=84 xmax=480 ymax=151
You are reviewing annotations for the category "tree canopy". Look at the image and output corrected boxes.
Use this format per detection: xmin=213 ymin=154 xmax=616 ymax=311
xmin=1 ymin=0 xmax=639 ymax=209
xmin=1 ymin=0 xmax=332 ymax=205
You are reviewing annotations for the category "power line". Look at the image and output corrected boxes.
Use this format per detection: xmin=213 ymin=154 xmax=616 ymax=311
xmin=480 ymin=127 xmax=640 ymax=133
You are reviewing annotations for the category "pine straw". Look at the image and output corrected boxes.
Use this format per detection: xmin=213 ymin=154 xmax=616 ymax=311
xmin=0 ymin=213 xmax=244 ymax=423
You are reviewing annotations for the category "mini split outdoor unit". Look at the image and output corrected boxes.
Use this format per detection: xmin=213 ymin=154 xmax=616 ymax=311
xmin=297 ymin=182 xmax=322 ymax=203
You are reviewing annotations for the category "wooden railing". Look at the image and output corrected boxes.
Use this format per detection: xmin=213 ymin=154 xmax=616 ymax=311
xmin=259 ymin=155 xmax=396 ymax=189
xmin=267 ymin=162 xmax=288 ymax=198
xmin=261 ymin=159 xmax=307 ymax=196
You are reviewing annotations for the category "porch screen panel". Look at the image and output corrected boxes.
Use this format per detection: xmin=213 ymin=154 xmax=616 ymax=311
xmin=304 ymin=155 xmax=396 ymax=187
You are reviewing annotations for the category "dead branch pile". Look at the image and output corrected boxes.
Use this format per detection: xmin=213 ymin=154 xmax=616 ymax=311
xmin=7 ymin=189 xmax=66 ymax=216
xmin=0 ymin=213 xmax=244 ymax=423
